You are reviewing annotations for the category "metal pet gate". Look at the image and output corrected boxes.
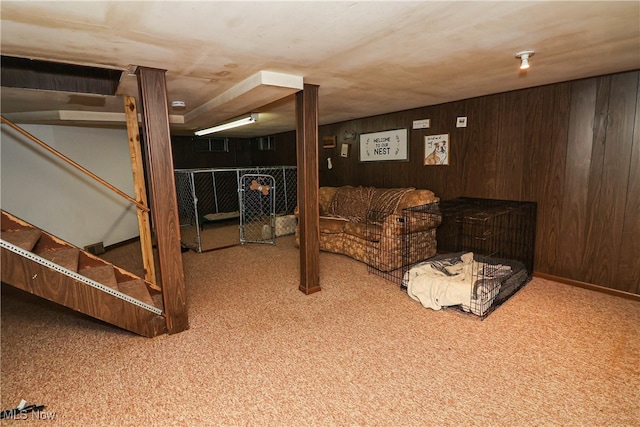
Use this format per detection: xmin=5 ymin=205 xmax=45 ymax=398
xmin=239 ymin=174 xmax=276 ymax=245
xmin=174 ymin=166 xmax=297 ymax=252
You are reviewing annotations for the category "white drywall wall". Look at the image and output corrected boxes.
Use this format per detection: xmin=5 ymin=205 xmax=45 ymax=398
xmin=1 ymin=124 xmax=140 ymax=248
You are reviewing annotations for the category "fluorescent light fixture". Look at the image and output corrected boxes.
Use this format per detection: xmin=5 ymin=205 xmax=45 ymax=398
xmin=195 ymin=113 xmax=259 ymax=136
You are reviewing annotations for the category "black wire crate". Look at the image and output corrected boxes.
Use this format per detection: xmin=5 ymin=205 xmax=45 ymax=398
xmin=433 ymin=197 xmax=536 ymax=274
xmin=367 ymin=197 xmax=537 ymax=319
xmin=393 ymin=197 xmax=536 ymax=319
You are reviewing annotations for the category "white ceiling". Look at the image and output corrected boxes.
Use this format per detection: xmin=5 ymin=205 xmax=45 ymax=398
xmin=1 ymin=1 xmax=639 ymax=138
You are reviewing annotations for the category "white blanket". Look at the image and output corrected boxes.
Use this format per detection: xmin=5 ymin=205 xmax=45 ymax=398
xmin=404 ymin=252 xmax=511 ymax=316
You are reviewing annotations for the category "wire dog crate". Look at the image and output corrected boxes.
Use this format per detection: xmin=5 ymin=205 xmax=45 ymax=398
xmin=365 ymin=208 xmax=439 ymax=280
xmin=432 ymin=198 xmax=536 ymax=274
xmin=368 ymin=197 xmax=536 ymax=318
xmin=174 ymin=166 xmax=297 ymax=252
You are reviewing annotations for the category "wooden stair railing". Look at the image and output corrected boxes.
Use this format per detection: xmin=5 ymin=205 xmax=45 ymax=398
xmin=0 ymin=115 xmax=159 ymax=291
xmin=0 ymin=116 xmax=148 ymax=212
xmin=123 ymin=96 xmax=157 ymax=287
xmin=1 ymin=210 xmax=166 ymax=337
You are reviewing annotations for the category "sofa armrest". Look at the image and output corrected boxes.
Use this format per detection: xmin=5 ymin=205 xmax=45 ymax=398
xmin=380 ymin=213 xmax=407 ymax=237
xmin=380 ymin=212 xmax=441 ymax=236
xmin=395 ymin=190 xmax=440 ymax=214
xmin=295 ymin=185 xmax=337 ymax=217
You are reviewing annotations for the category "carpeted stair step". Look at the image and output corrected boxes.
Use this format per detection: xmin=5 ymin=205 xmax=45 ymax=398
xmin=1 ymin=210 xmax=32 ymax=232
xmin=1 ymin=209 xmax=167 ymax=337
xmin=35 ymin=247 xmax=80 ymax=272
xmin=1 ymin=229 xmax=42 ymax=252
xmin=117 ymin=279 xmax=156 ymax=307
xmin=78 ymin=265 xmax=119 ymax=291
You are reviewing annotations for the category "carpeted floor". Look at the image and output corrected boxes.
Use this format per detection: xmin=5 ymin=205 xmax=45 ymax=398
xmin=180 ymin=220 xmax=242 ymax=253
xmin=1 ymin=229 xmax=639 ymax=426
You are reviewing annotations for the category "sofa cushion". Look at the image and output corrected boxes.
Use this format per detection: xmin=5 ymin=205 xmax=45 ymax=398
xmin=343 ymin=221 xmax=366 ymax=240
xmin=319 ymin=216 xmax=348 ymax=234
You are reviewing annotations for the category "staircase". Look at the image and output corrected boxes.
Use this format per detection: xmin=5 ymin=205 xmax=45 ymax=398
xmin=1 ymin=210 xmax=167 ymax=337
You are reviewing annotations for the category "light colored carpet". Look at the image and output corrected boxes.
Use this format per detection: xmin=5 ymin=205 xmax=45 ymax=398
xmin=179 ymin=221 xmax=242 ymax=253
xmin=2 ymin=231 xmax=639 ymax=426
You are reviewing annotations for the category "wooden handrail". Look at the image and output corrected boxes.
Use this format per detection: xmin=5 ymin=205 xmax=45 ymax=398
xmin=1 ymin=115 xmax=150 ymax=213
xmin=123 ymin=96 xmax=158 ymax=289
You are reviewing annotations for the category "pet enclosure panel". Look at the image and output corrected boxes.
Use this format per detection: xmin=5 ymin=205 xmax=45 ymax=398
xmin=240 ymin=174 xmax=276 ymax=245
xmin=462 ymin=252 xmax=530 ymax=319
xmin=435 ymin=197 xmax=537 ymax=273
xmin=174 ymin=170 xmax=201 ymax=251
xmin=174 ymin=166 xmax=297 ymax=252
xmin=366 ymin=209 xmax=404 ymax=281
xmin=467 ymin=253 xmax=511 ymax=317
xmin=461 ymin=209 xmax=510 ymax=257
xmin=402 ymin=203 xmax=443 ymax=266
xmin=366 ymin=206 xmax=440 ymax=283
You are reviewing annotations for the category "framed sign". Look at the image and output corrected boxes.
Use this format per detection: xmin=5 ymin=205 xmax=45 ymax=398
xmin=424 ymin=133 xmax=449 ymax=165
xmin=359 ymin=128 xmax=408 ymax=162
xmin=323 ymin=135 xmax=336 ymax=149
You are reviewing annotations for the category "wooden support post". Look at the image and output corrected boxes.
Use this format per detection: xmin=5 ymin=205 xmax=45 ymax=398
xmin=136 ymin=67 xmax=189 ymax=334
xmin=123 ymin=96 xmax=159 ymax=290
xmin=295 ymin=84 xmax=321 ymax=294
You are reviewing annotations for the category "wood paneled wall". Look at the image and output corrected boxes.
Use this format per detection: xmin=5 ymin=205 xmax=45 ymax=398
xmin=250 ymin=135 xmax=297 ymax=166
xmin=171 ymin=134 xmax=296 ymax=169
xmin=170 ymin=71 xmax=639 ymax=294
xmin=316 ymin=70 xmax=639 ymax=294
xmin=171 ymin=136 xmax=251 ymax=169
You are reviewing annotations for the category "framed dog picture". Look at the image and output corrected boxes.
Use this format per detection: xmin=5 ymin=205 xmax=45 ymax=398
xmin=424 ymin=134 xmax=449 ymax=166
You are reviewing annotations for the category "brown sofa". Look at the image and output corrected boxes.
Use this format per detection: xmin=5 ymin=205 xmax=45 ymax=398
xmin=295 ymin=186 xmax=440 ymax=271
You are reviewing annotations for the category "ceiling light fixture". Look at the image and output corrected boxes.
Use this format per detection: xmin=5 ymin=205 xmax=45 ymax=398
xmin=171 ymin=100 xmax=186 ymax=110
xmin=195 ymin=113 xmax=259 ymax=136
xmin=515 ymin=50 xmax=535 ymax=70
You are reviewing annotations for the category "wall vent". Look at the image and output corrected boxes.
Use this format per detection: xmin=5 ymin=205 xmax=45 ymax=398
xmin=84 ymin=242 xmax=105 ymax=255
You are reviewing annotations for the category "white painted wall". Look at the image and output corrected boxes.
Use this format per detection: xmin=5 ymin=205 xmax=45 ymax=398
xmin=1 ymin=124 xmax=139 ymax=248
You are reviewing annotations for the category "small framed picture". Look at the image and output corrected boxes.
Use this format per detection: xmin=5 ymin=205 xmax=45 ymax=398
xmin=424 ymin=134 xmax=449 ymax=165
xmin=340 ymin=143 xmax=350 ymax=158
xmin=323 ymin=135 xmax=336 ymax=149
